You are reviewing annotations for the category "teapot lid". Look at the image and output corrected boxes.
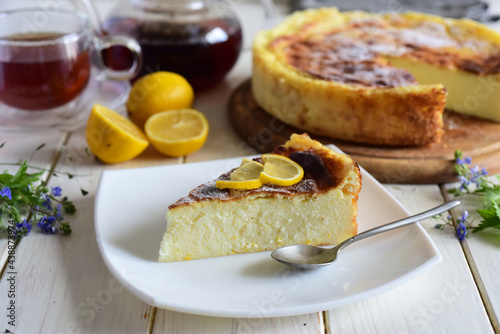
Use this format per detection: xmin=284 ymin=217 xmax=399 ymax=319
xmin=131 ymin=0 xmax=208 ymax=11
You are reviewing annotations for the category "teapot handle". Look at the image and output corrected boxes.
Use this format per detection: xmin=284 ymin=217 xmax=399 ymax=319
xmin=78 ymin=0 xmax=105 ymax=36
xmin=260 ymin=0 xmax=277 ymax=29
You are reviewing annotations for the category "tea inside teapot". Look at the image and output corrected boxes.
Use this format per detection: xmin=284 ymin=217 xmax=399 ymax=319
xmin=102 ymin=0 xmax=242 ymax=91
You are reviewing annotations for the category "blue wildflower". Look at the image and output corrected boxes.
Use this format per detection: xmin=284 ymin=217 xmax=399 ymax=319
xmin=15 ymin=219 xmax=32 ymax=238
xmin=456 ymin=156 xmax=472 ymax=165
xmin=455 ymin=210 xmax=468 ymax=242
xmin=458 ymin=210 xmax=469 ymax=224
xmin=52 ymin=186 xmax=62 ymax=197
xmin=456 ymin=222 xmax=467 ymax=242
xmin=458 ymin=175 xmax=470 ymax=190
xmin=37 ymin=215 xmax=58 ymax=234
xmin=470 ymin=165 xmax=480 ymax=174
xmin=56 ymin=203 xmax=64 ymax=220
xmin=36 ymin=216 xmax=46 ymax=228
xmin=41 ymin=194 xmax=52 ymax=210
xmin=470 ymin=165 xmax=488 ymax=186
xmin=1 ymin=186 xmax=12 ymax=200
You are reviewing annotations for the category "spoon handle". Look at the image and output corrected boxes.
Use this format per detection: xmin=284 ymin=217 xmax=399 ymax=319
xmin=351 ymin=200 xmax=461 ymax=243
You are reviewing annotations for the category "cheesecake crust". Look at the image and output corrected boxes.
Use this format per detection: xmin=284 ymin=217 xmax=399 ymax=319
xmin=252 ymin=8 xmax=500 ymax=146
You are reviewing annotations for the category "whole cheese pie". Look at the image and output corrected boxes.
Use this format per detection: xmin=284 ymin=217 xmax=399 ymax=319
xmin=158 ymin=133 xmax=361 ymax=262
xmin=252 ymin=8 xmax=500 ymax=146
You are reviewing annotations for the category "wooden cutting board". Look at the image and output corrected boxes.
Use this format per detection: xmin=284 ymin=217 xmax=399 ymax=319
xmin=228 ymin=79 xmax=500 ymax=184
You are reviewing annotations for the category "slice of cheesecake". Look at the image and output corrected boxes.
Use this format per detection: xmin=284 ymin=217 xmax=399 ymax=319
xmin=158 ymin=133 xmax=362 ymax=262
xmin=252 ymin=8 xmax=500 ymax=146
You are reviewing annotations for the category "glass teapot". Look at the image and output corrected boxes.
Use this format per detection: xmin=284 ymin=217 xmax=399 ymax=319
xmin=102 ymin=0 xmax=275 ymax=91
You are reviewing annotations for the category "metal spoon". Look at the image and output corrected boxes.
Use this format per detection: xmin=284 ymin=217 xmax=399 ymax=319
xmin=271 ymin=200 xmax=460 ymax=269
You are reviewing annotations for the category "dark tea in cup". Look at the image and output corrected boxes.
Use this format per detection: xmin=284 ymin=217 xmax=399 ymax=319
xmin=0 ymin=8 xmax=141 ymax=117
xmin=0 ymin=32 xmax=91 ymax=111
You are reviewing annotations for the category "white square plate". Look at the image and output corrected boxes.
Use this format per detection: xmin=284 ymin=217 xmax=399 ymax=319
xmin=94 ymin=147 xmax=441 ymax=318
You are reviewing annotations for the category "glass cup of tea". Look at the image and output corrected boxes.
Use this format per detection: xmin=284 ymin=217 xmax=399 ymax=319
xmin=0 ymin=8 xmax=142 ymax=130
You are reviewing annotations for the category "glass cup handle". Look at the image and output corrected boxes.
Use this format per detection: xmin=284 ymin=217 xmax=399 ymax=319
xmin=96 ymin=35 xmax=143 ymax=81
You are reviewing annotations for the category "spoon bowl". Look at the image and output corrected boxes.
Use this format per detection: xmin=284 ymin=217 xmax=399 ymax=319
xmin=271 ymin=244 xmax=341 ymax=269
xmin=271 ymin=200 xmax=460 ymax=269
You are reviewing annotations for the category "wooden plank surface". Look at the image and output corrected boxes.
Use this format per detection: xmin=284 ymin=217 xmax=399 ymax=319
xmin=1 ymin=1 xmax=499 ymax=333
xmin=324 ymin=184 xmax=494 ymax=334
xmin=443 ymin=179 xmax=500 ymax=332
xmin=0 ymin=132 xmax=153 ymax=333
xmin=153 ymin=312 xmax=324 ymax=334
xmin=0 ymin=132 xmax=65 ymax=274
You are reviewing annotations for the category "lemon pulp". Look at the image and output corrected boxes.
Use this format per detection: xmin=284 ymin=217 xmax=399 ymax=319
xmin=144 ymin=108 xmax=209 ymax=157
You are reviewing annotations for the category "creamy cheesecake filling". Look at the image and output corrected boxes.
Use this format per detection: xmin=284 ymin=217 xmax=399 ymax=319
xmin=278 ymin=16 xmax=500 ymax=87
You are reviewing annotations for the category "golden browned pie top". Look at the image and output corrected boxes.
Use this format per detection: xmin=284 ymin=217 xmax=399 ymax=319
xmin=169 ymin=134 xmax=360 ymax=209
xmin=271 ymin=15 xmax=500 ymax=87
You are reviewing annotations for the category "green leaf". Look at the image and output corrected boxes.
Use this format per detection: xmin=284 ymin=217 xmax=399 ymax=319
xmin=474 ymin=205 xmax=500 ymax=233
xmin=0 ymin=173 xmax=13 ymax=184
xmin=494 ymin=200 xmax=500 ymax=219
xmin=448 ymin=188 xmax=463 ymax=197
xmin=7 ymin=160 xmax=28 ymax=186
xmin=473 ymin=213 xmax=500 ymax=233
xmin=484 ymin=185 xmax=500 ymax=209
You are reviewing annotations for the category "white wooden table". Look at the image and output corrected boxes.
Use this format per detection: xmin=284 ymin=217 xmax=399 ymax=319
xmin=1 ymin=1 xmax=499 ymax=333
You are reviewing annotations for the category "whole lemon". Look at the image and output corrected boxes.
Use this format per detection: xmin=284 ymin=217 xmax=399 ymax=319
xmin=126 ymin=72 xmax=194 ymax=129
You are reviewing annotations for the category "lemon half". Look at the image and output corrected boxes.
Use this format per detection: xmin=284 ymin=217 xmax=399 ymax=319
xmin=86 ymin=104 xmax=149 ymax=164
xmin=144 ymin=108 xmax=209 ymax=157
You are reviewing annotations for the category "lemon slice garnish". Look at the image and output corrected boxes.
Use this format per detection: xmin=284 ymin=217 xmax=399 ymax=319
xmin=216 ymin=159 xmax=264 ymax=190
xmin=216 ymin=155 xmax=304 ymax=189
xmin=230 ymin=158 xmax=264 ymax=181
xmin=260 ymin=154 xmax=304 ymax=186
xmin=144 ymin=108 xmax=209 ymax=157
